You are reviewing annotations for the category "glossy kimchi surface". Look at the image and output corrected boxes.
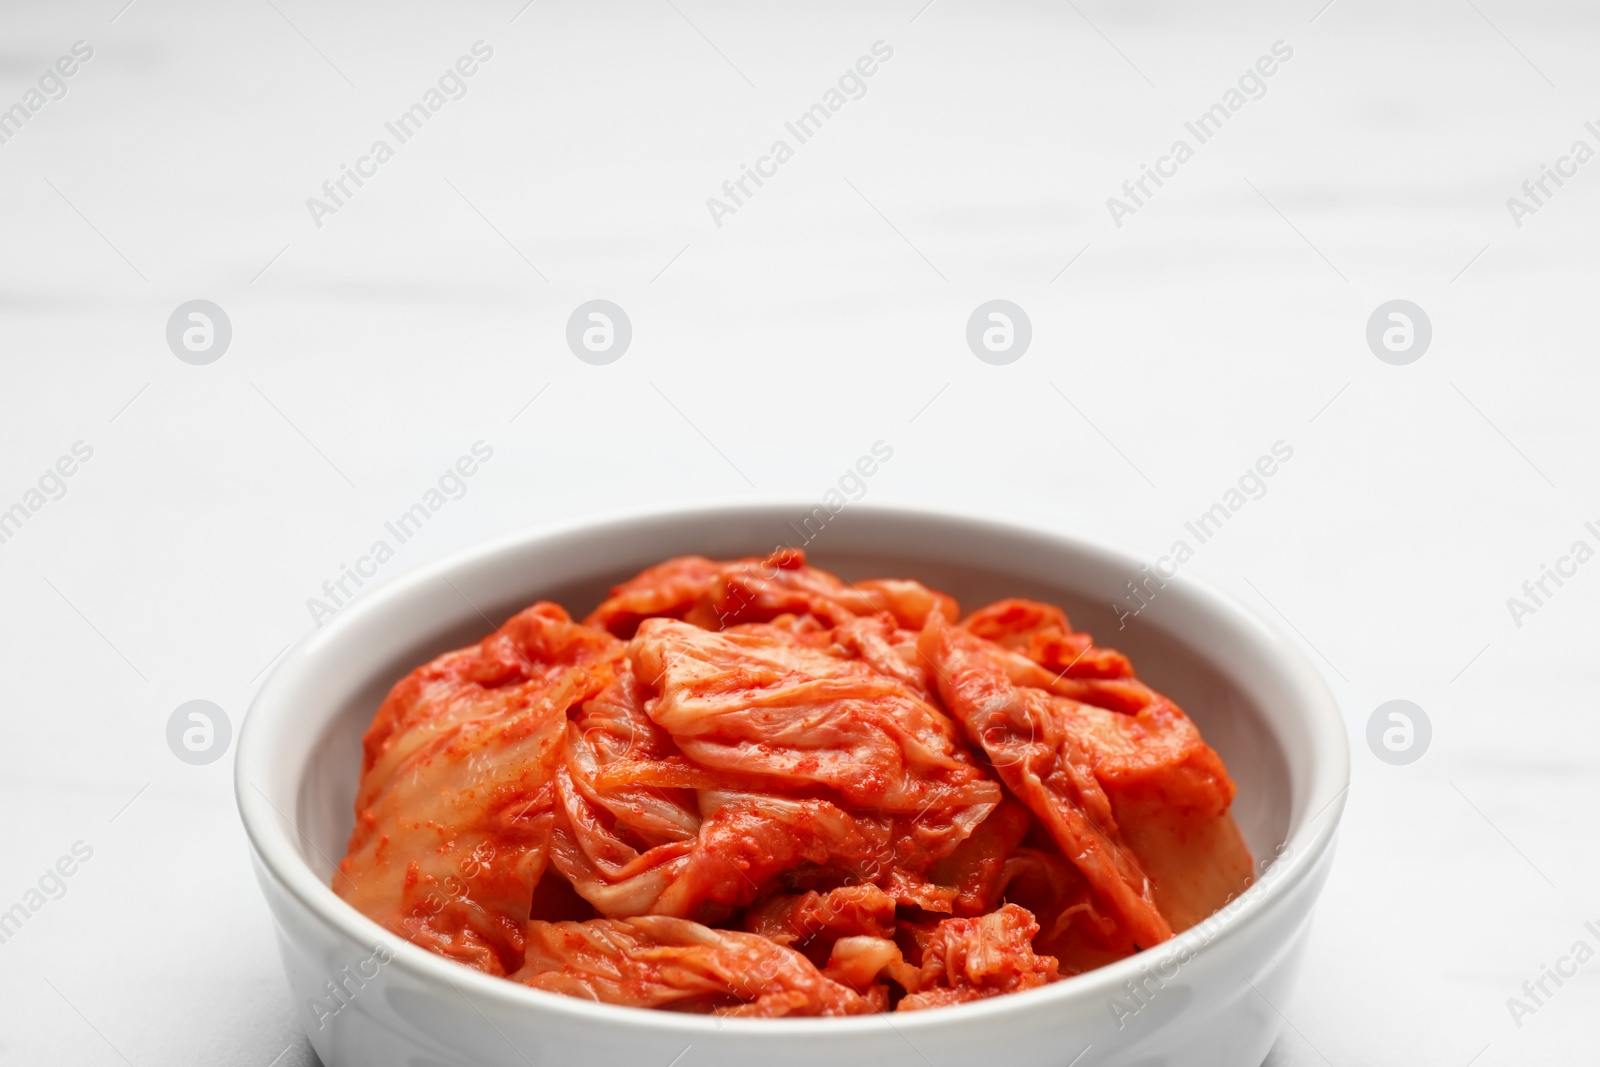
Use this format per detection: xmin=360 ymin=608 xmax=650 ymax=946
xmin=336 ymin=550 xmax=1254 ymax=1015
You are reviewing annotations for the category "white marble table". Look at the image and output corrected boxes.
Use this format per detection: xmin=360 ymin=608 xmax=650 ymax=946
xmin=2 ymin=1 xmax=1596 ymax=1063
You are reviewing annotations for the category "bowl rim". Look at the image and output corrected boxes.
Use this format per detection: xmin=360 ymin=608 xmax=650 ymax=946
xmin=235 ymin=498 xmax=1350 ymax=1038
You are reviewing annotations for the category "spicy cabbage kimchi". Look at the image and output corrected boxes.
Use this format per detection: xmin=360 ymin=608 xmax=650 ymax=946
xmin=335 ymin=549 xmax=1253 ymax=1015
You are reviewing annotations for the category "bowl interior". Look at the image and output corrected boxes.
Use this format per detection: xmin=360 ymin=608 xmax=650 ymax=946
xmin=290 ymin=508 xmax=1298 ymax=890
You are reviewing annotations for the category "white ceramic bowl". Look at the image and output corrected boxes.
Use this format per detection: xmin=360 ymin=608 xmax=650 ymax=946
xmin=236 ymin=503 xmax=1349 ymax=1067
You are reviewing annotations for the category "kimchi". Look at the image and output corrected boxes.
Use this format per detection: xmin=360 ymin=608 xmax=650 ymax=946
xmin=335 ymin=550 xmax=1253 ymax=1015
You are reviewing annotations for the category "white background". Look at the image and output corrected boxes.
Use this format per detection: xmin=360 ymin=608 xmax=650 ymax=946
xmin=2 ymin=1 xmax=1597 ymax=1064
